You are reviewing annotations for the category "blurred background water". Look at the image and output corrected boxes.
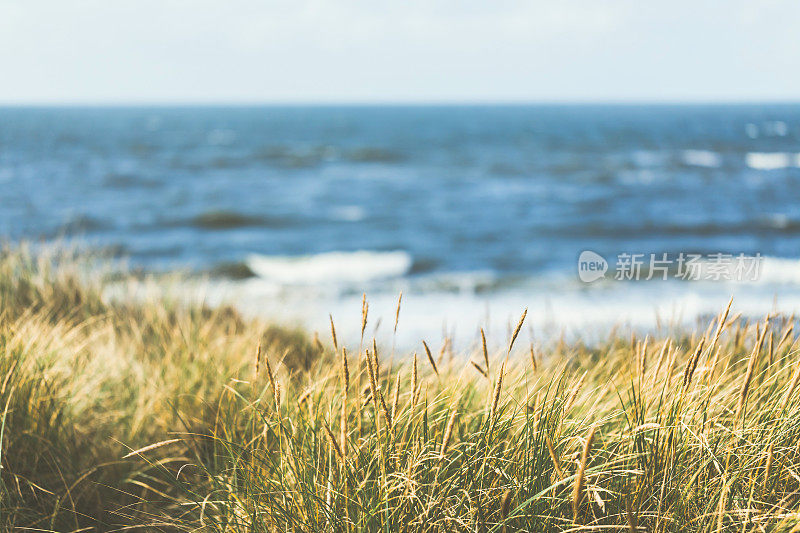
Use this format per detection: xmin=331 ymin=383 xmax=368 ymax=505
xmin=3 ymin=104 xmax=800 ymax=346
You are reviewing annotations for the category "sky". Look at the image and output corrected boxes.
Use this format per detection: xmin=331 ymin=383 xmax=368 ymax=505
xmin=1 ymin=0 xmax=799 ymax=104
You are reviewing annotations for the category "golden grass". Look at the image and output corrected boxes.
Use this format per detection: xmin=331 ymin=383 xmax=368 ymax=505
xmin=4 ymin=246 xmax=800 ymax=531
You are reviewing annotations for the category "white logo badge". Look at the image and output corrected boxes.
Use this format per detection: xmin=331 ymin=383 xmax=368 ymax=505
xmin=578 ymin=250 xmax=607 ymax=283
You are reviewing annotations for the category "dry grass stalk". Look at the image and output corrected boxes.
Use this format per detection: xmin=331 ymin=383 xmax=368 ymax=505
xmin=665 ymin=344 xmax=680 ymax=386
xmin=481 ymin=328 xmax=490 ymax=373
xmin=122 ymin=438 xmax=181 ymax=459
xmin=361 ymin=294 xmax=368 ymax=340
xmin=545 ymin=434 xmax=565 ymax=480
xmin=652 ymin=339 xmax=670 ymax=380
xmin=340 ymin=345 xmax=349 ymax=459
xmin=500 ymin=489 xmax=513 ymax=533
xmin=340 ymin=399 xmax=348 ymax=459
xmin=297 ymin=388 xmax=312 ymax=407
xmin=638 ymin=336 xmax=649 ymax=378
xmin=341 ymin=347 xmax=349 ymax=392
xmin=708 ymin=346 xmax=722 ymax=382
xmin=322 ymin=418 xmax=343 ymax=460
xmin=489 ymin=361 xmax=506 ymax=421
xmin=440 ymin=408 xmax=458 ymax=457
xmin=313 ymin=332 xmax=324 ymax=354
xmin=734 ymin=322 xmax=743 ymax=350
xmin=777 ymin=324 xmax=794 ymax=352
xmin=768 ymin=333 xmax=775 ymax=367
xmin=366 ymin=348 xmax=392 ymax=430
xmin=373 ymin=338 xmax=380 ymax=377
xmin=765 ymin=442 xmax=774 ymax=485
xmin=508 ymin=309 xmax=527 ymax=355
xmin=264 ymin=354 xmax=277 ymax=396
xmin=572 ymin=424 xmax=597 ymax=522
xmin=564 ymin=371 xmax=587 ymax=414
xmin=779 ymin=363 xmax=800 ymax=412
xmin=471 ymin=360 xmax=488 ymax=379
xmin=682 ymin=337 xmax=706 ymax=390
xmin=530 ymin=392 xmax=541 ymax=431
xmin=737 ymin=323 xmax=768 ymax=417
xmin=394 ymin=291 xmax=402 ymax=334
xmin=709 ymin=297 xmax=733 ymax=352
xmin=716 ymin=477 xmax=728 ymax=532
xmin=365 ymin=348 xmax=381 ymax=413
xmin=254 ymin=341 xmax=261 ymax=379
xmin=437 ymin=338 xmax=449 ymax=365
xmin=391 ymin=371 xmax=402 ymax=423
xmin=412 ymin=352 xmax=419 ymax=409
xmin=423 ymin=340 xmax=439 ymax=377
xmin=529 ymin=343 xmax=537 ymax=372
xmin=329 ymin=314 xmax=338 ymax=352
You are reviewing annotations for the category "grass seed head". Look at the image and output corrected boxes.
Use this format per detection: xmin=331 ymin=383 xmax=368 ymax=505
xmin=572 ymin=424 xmax=597 ymax=522
xmin=490 ymin=361 xmax=506 ymax=421
xmin=329 ymin=314 xmax=338 ymax=352
xmin=341 ymin=347 xmax=349 ymax=392
xmin=508 ymin=308 xmax=527 ymax=355
xmin=481 ymin=327 xmax=490 ymax=373
xmin=361 ymin=294 xmax=368 ymax=339
xmin=423 ymin=340 xmax=439 ymax=376
xmin=440 ymin=408 xmax=458 ymax=457
xmin=471 ymin=360 xmax=488 ymax=379
xmin=394 ymin=291 xmax=402 ymax=334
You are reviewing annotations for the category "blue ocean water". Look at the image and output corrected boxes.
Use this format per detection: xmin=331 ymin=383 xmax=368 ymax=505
xmin=3 ymin=105 xmax=800 ymax=344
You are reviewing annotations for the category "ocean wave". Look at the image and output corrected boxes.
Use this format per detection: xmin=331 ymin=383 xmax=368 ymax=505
xmin=681 ymin=149 xmax=723 ymax=168
xmin=103 ymin=173 xmax=161 ymax=189
xmin=246 ymin=250 xmax=413 ymax=284
xmin=252 ymin=145 xmax=404 ymax=168
xmin=252 ymin=145 xmax=329 ymax=168
xmin=189 ymin=210 xmax=294 ymax=230
xmin=208 ymin=261 xmax=257 ymax=280
xmin=187 ymin=273 xmax=800 ymax=349
xmin=746 ymin=152 xmax=800 ymax=170
xmin=329 ymin=206 xmax=366 ymax=222
xmin=56 ymin=215 xmax=109 ymax=236
xmin=659 ymin=255 xmax=800 ymax=286
xmin=344 ymin=147 xmax=404 ymax=163
xmin=754 ymin=256 xmax=800 ymax=285
xmin=550 ymin=219 xmax=800 ymax=239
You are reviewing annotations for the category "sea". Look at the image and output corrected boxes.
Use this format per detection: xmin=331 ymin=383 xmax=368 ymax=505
xmin=3 ymin=104 xmax=800 ymax=349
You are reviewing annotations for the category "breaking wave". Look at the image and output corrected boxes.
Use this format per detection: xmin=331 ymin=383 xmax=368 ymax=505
xmin=245 ymin=250 xmax=413 ymax=285
xmin=745 ymin=152 xmax=800 ymax=170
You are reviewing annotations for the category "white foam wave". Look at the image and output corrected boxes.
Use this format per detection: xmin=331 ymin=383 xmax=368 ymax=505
xmin=745 ymin=152 xmax=800 ymax=170
xmin=679 ymin=255 xmax=800 ymax=285
xmin=681 ymin=149 xmax=722 ymax=168
xmin=195 ymin=277 xmax=800 ymax=350
xmin=330 ymin=206 xmax=366 ymax=222
xmin=108 ymin=262 xmax=800 ymax=350
xmin=246 ymin=250 xmax=412 ymax=285
xmin=756 ymin=256 xmax=800 ymax=285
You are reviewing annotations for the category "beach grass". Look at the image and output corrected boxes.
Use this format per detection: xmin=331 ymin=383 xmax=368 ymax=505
xmin=3 ymin=246 xmax=800 ymax=531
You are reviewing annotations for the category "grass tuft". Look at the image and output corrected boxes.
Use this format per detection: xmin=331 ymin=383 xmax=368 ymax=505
xmin=3 ymin=246 xmax=800 ymax=531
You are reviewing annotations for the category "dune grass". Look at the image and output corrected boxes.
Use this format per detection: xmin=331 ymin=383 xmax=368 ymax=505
xmin=3 ymin=247 xmax=800 ymax=531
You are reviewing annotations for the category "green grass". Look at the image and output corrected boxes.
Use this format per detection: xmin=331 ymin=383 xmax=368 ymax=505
xmin=2 ymin=245 xmax=800 ymax=531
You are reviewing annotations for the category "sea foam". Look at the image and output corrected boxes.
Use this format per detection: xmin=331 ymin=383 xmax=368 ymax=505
xmin=246 ymin=250 xmax=413 ymax=285
xmin=745 ymin=152 xmax=800 ymax=170
xmin=681 ymin=150 xmax=723 ymax=168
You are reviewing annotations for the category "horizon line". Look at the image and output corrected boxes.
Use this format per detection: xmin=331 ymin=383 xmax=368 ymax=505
xmin=2 ymin=98 xmax=800 ymax=108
